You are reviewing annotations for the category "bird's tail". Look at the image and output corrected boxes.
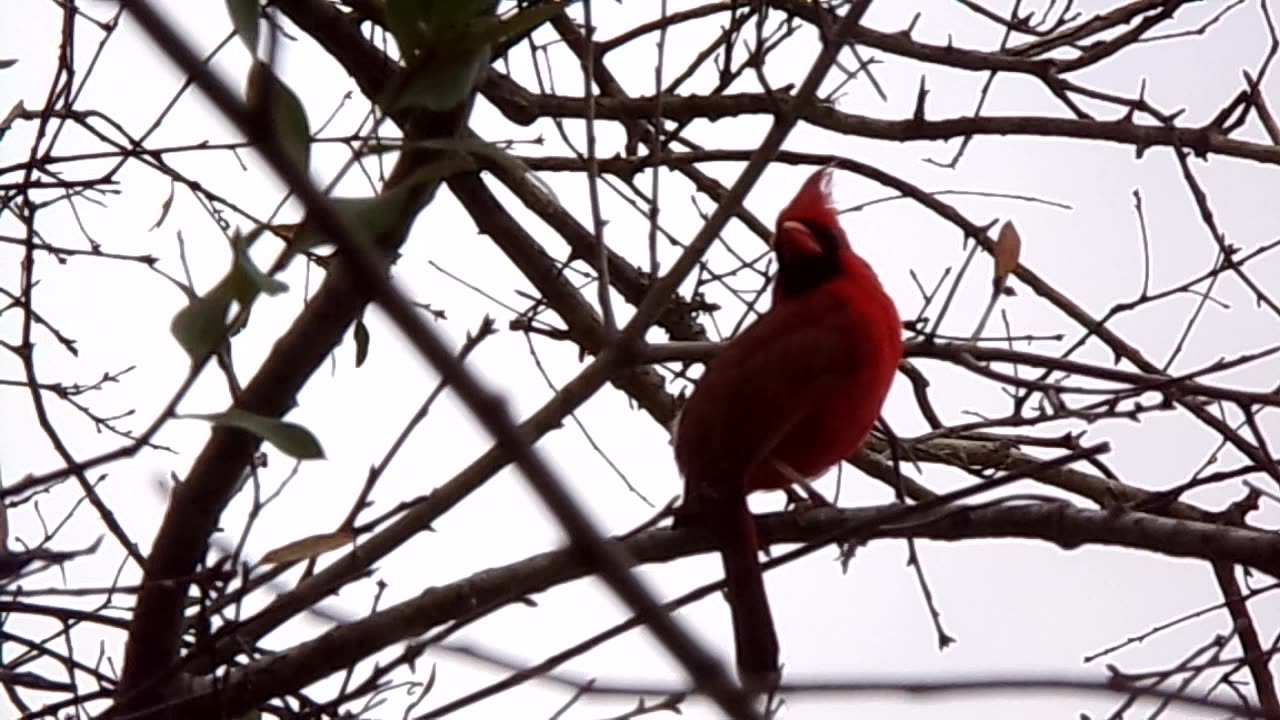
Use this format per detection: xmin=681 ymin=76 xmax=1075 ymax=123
xmin=709 ymin=495 xmax=780 ymax=689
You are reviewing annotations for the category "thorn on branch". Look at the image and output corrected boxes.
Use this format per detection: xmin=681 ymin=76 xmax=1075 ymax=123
xmin=912 ymin=75 xmax=928 ymax=122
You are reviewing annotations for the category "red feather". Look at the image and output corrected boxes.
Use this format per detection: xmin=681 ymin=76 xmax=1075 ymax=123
xmin=776 ymin=165 xmax=840 ymax=230
xmin=673 ymin=168 xmax=902 ymax=687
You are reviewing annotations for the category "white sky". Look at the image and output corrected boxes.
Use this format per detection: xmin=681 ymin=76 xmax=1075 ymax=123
xmin=3 ymin=1 xmax=1280 ymax=718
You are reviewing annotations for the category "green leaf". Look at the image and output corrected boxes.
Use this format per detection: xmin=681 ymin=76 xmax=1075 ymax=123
xmin=427 ymin=135 xmax=558 ymax=203
xmin=425 ymin=0 xmax=491 ymax=36
xmin=381 ymin=135 xmax=557 ymax=204
xmin=246 ymin=61 xmax=312 ymax=173
xmin=385 ymin=1 xmax=530 ymax=111
xmin=353 ymin=315 xmax=370 ymax=367
xmin=228 ymin=233 xmax=289 ymax=300
xmin=470 ymin=3 xmax=562 ymax=49
xmin=388 ymin=154 xmax=477 ymax=198
xmin=170 ymin=281 xmax=237 ymax=363
xmin=384 ymin=0 xmax=428 ymax=58
xmin=289 ymin=156 xmax=474 ymax=250
xmin=226 ymin=0 xmax=260 ymax=56
xmin=289 ymin=194 xmax=405 ymax=251
xmin=394 ymin=43 xmax=489 ymax=112
xmin=169 ymin=232 xmax=287 ymax=364
xmin=185 ymin=408 xmax=326 ymax=459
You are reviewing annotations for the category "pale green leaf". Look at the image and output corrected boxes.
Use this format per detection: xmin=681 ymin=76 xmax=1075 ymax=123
xmin=169 ymin=232 xmax=287 ymax=364
xmin=426 ymin=135 xmax=557 ymax=203
xmin=186 ymin=408 xmax=326 ymax=459
xmin=170 ymin=282 xmax=236 ymax=364
xmin=226 ymin=0 xmax=260 ymax=56
xmin=246 ymin=61 xmax=312 ymax=173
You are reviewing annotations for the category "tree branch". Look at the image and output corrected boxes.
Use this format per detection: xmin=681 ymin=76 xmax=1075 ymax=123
xmin=482 ymin=75 xmax=1280 ymax=166
xmin=177 ymin=497 xmax=1280 ymax=718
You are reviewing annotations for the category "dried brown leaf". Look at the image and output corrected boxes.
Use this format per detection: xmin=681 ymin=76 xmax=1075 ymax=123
xmin=994 ymin=220 xmax=1022 ymax=287
xmin=268 ymin=222 xmax=301 ymax=240
xmin=259 ymin=529 xmax=353 ymax=565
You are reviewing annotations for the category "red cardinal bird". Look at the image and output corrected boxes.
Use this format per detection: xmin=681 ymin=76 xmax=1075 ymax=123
xmin=673 ymin=167 xmax=902 ymax=688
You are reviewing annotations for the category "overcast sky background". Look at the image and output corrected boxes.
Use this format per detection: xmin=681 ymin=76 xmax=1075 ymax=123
xmin=3 ymin=1 xmax=1280 ymax=718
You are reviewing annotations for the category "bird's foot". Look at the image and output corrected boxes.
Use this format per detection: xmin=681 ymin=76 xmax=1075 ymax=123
xmin=622 ymin=497 xmax=681 ymax=540
xmin=783 ymin=481 xmax=834 ymax=514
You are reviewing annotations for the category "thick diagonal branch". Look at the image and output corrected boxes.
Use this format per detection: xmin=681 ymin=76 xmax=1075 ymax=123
xmin=116 ymin=44 xmax=474 ymax=720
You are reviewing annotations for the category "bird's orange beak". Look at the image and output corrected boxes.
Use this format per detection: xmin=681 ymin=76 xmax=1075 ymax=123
xmin=772 ymin=220 xmax=822 ymax=258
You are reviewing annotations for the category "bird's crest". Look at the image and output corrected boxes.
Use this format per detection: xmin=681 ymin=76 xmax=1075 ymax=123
xmin=776 ymin=166 xmax=839 ymax=230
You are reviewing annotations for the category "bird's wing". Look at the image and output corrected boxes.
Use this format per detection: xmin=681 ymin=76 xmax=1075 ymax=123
xmin=673 ymin=304 xmax=865 ymax=501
